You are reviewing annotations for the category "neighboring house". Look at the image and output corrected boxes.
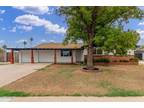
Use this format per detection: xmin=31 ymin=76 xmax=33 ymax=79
xmin=134 ymin=48 xmax=144 ymax=60
xmin=6 ymin=42 xmax=136 ymax=64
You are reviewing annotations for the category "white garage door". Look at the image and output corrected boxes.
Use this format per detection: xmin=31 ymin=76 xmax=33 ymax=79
xmin=21 ymin=50 xmax=31 ymax=63
xmin=38 ymin=50 xmax=54 ymax=63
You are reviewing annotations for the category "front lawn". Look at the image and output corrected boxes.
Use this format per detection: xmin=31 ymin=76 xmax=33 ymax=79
xmin=2 ymin=64 xmax=144 ymax=96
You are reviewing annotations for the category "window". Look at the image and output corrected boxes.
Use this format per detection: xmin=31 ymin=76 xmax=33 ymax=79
xmin=61 ymin=50 xmax=72 ymax=57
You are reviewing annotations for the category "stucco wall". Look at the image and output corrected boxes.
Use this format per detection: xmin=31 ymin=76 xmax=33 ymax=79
xmin=75 ymin=50 xmax=83 ymax=62
xmin=56 ymin=50 xmax=75 ymax=63
xmin=19 ymin=49 xmax=83 ymax=63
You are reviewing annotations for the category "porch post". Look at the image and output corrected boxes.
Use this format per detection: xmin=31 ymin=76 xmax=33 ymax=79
xmin=54 ymin=49 xmax=57 ymax=64
xmin=10 ymin=49 xmax=14 ymax=64
xmin=71 ymin=50 xmax=73 ymax=64
xmin=31 ymin=49 xmax=34 ymax=63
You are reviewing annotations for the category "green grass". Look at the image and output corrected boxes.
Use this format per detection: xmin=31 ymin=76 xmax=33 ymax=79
xmin=99 ymin=80 xmax=144 ymax=97
xmin=106 ymin=88 xmax=144 ymax=97
xmin=0 ymin=89 xmax=29 ymax=97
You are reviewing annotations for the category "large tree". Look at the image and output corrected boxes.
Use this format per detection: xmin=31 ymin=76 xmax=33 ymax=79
xmin=95 ymin=27 xmax=140 ymax=55
xmin=58 ymin=7 xmax=143 ymax=69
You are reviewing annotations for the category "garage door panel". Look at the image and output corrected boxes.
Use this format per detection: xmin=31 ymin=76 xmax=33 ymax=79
xmin=21 ymin=50 xmax=31 ymax=63
xmin=39 ymin=50 xmax=54 ymax=62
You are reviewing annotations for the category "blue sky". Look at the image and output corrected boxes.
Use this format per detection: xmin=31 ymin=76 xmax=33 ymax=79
xmin=0 ymin=6 xmax=144 ymax=48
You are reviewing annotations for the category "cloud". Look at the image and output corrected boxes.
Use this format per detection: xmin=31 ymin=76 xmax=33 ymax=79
xmin=0 ymin=9 xmax=5 ymax=14
xmin=136 ymin=29 xmax=144 ymax=44
xmin=13 ymin=6 xmax=51 ymax=15
xmin=138 ymin=22 xmax=144 ymax=25
xmin=9 ymin=27 xmax=16 ymax=32
xmin=17 ymin=25 xmax=32 ymax=31
xmin=41 ymin=39 xmax=47 ymax=43
xmin=15 ymin=14 xmax=66 ymax=34
xmin=49 ymin=40 xmax=55 ymax=43
xmin=0 ymin=40 xmax=5 ymax=44
xmin=16 ymin=39 xmax=28 ymax=44
xmin=1 ymin=27 xmax=6 ymax=31
xmin=136 ymin=29 xmax=144 ymax=35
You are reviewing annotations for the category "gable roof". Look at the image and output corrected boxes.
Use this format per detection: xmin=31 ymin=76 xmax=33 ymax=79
xmin=34 ymin=43 xmax=83 ymax=49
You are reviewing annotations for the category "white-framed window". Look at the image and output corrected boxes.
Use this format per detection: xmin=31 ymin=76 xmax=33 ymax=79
xmin=61 ymin=50 xmax=72 ymax=57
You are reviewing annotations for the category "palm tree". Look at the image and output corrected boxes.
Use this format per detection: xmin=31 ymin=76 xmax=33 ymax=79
xmin=23 ymin=41 xmax=27 ymax=48
xmin=30 ymin=37 xmax=34 ymax=48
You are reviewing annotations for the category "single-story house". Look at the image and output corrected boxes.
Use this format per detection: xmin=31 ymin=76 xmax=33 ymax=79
xmin=6 ymin=43 xmax=84 ymax=64
xmin=6 ymin=42 xmax=136 ymax=64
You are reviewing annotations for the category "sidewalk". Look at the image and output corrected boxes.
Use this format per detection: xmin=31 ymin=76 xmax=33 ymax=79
xmin=1 ymin=96 xmax=144 ymax=102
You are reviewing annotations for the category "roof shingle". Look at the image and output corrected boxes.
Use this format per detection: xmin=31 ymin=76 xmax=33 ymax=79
xmin=34 ymin=43 xmax=82 ymax=49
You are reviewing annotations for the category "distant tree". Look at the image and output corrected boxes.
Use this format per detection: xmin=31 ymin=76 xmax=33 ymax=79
xmin=2 ymin=44 xmax=7 ymax=49
xmin=30 ymin=37 xmax=34 ymax=47
xmin=23 ymin=41 xmax=27 ymax=48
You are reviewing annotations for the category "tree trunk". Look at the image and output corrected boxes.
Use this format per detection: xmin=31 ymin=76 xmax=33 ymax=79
xmin=87 ymin=36 xmax=94 ymax=69
xmin=87 ymin=45 xmax=94 ymax=69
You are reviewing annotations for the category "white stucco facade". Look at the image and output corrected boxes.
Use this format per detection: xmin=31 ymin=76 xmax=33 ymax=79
xmin=19 ymin=49 xmax=83 ymax=63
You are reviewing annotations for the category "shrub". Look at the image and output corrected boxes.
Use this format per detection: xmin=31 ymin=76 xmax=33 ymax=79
xmin=113 ymin=60 xmax=118 ymax=62
xmin=119 ymin=60 xmax=129 ymax=62
xmin=129 ymin=57 xmax=139 ymax=62
xmin=94 ymin=58 xmax=110 ymax=63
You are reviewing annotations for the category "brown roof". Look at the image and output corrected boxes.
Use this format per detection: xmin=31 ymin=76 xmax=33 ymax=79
xmin=34 ymin=43 xmax=83 ymax=49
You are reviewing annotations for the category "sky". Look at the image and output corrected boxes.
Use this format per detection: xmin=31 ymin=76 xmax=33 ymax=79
xmin=0 ymin=6 xmax=144 ymax=48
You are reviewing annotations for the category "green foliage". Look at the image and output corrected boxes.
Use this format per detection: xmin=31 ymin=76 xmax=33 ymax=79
xmin=0 ymin=89 xmax=29 ymax=97
xmin=96 ymin=27 xmax=140 ymax=55
xmin=94 ymin=58 xmax=110 ymax=63
xmin=59 ymin=6 xmax=143 ymax=44
xmin=58 ymin=7 xmax=143 ymax=67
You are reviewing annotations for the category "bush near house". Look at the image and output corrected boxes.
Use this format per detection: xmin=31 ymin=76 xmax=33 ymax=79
xmin=94 ymin=58 xmax=110 ymax=63
xmin=84 ymin=55 xmax=138 ymax=65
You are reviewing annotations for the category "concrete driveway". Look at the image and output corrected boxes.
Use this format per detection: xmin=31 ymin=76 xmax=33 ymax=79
xmin=0 ymin=63 xmax=49 ymax=87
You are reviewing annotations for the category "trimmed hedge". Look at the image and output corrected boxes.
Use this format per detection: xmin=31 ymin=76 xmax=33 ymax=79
xmin=94 ymin=58 xmax=110 ymax=63
xmin=129 ymin=57 xmax=139 ymax=62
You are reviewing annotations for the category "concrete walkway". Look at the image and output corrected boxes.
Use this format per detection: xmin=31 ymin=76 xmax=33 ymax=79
xmin=1 ymin=96 xmax=144 ymax=102
xmin=0 ymin=63 xmax=49 ymax=87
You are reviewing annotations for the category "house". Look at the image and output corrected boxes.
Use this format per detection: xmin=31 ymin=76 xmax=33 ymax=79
xmin=6 ymin=42 xmax=136 ymax=64
xmin=134 ymin=48 xmax=144 ymax=60
xmin=6 ymin=43 xmax=84 ymax=64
